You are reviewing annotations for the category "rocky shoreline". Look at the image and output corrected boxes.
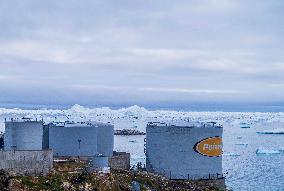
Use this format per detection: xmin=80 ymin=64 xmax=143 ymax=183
xmin=114 ymin=129 xmax=146 ymax=135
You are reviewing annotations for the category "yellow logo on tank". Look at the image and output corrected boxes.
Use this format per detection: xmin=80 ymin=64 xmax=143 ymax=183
xmin=194 ymin=137 xmax=222 ymax=157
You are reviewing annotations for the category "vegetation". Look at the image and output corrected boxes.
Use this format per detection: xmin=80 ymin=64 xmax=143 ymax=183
xmin=2 ymin=159 xmax=226 ymax=191
xmin=0 ymin=169 xmax=10 ymax=191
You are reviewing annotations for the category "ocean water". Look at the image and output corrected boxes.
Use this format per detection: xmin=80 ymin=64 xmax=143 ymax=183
xmin=114 ymin=122 xmax=284 ymax=191
xmin=223 ymin=122 xmax=284 ymax=191
xmin=0 ymin=104 xmax=284 ymax=190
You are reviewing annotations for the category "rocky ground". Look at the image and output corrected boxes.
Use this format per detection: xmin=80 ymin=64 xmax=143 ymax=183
xmin=0 ymin=159 xmax=226 ymax=191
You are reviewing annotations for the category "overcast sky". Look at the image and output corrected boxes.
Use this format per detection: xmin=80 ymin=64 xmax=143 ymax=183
xmin=0 ymin=0 xmax=284 ymax=107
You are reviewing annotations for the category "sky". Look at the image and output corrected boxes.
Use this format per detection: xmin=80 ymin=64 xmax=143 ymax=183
xmin=0 ymin=0 xmax=284 ymax=108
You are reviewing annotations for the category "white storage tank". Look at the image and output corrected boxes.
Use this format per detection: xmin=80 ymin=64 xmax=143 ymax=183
xmin=4 ymin=120 xmax=43 ymax=151
xmin=49 ymin=123 xmax=98 ymax=157
xmin=146 ymin=122 xmax=223 ymax=180
xmin=96 ymin=122 xmax=114 ymax=157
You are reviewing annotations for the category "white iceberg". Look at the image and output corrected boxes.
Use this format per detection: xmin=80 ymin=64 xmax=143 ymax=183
xmin=256 ymin=148 xmax=284 ymax=155
xmin=1 ymin=103 xmax=284 ymax=133
xmin=239 ymin=122 xmax=250 ymax=128
xmin=257 ymin=128 xmax=284 ymax=134
xmin=223 ymin=153 xmax=241 ymax=157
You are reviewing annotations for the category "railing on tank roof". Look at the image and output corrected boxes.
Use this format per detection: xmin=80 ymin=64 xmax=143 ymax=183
xmin=48 ymin=121 xmax=93 ymax=127
xmin=147 ymin=121 xmax=222 ymax=128
xmin=5 ymin=117 xmax=43 ymax=123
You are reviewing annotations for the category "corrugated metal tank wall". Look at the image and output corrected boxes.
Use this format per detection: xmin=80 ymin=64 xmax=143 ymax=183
xmin=4 ymin=121 xmax=43 ymax=151
xmin=49 ymin=126 xmax=98 ymax=157
xmin=146 ymin=125 xmax=223 ymax=180
xmin=96 ymin=123 xmax=114 ymax=157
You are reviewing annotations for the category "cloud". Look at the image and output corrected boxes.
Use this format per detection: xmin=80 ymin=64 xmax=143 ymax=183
xmin=138 ymin=87 xmax=239 ymax=94
xmin=0 ymin=41 xmax=76 ymax=64
xmin=0 ymin=0 xmax=284 ymax=106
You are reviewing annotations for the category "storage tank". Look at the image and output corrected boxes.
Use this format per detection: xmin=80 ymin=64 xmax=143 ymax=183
xmin=4 ymin=120 xmax=43 ymax=151
xmin=146 ymin=122 xmax=223 ymax=180
xmin=91 ymin=155 xmax=109 ymax=169
xmin=96 ymin=122 xmax=114 ymax=157
xmin=49 ymin=123 xmax=98 ymax=157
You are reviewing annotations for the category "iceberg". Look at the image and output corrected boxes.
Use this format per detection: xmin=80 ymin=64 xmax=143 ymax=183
xmin=223 ymin=153 xmax=240 ymax=157
xmin=239 ymin=122 xmax=250 ymax=128
xmin=256 ymin=148 xmax=284 ymax=155
xmin=235 ymin=143 xmax=248 ymax=146
xmin=1 ymin=103 xmax=284 ymax=133
xmin=257 ymin=128 xmax=284 ymax=134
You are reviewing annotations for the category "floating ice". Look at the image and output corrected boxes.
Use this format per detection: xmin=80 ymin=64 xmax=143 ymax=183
xmin=257 ymin=128 xmax=284 ymax=134
xmin=0 ymin=104 xmax=284 ymax=132
xmin=235 ymin=143 xmax=248 ymax=146
xmin=256 ymin=148 xmax=284 ymax=155
xmin=239 ymin=122 xmax=250 ymax=128
xmin=223 ymin=153 xmax=241 ymax=157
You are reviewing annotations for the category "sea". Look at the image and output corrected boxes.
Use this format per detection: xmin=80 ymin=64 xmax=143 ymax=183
xmin=0 ymin=103 xmax=284 ymax=191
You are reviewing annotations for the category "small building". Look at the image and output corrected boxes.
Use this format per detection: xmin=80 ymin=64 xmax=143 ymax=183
xmin=146 ymin=121 xmax=223 ymax=180
xmin=109 ymin=151 xmax=131 ymax=170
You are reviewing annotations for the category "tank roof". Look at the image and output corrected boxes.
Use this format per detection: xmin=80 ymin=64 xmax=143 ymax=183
xmin=147 ymin=121 xmax=222 ymax=128
xmin=5 ymin=118 xmax=43 ymax=123
xmin=47 ymin=121 xmax=113 ymax=128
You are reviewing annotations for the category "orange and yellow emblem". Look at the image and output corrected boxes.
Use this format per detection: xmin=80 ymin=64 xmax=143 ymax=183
xmin=194 ymin=137 xmax=222 ymax=157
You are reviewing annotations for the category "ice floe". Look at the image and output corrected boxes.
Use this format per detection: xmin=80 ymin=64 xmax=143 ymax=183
xmin=256 ymin=148 xmax=284 ymax=155
xmin=239 ymin=122 xmax=251 ymax=128
xmin=257 ymin=128 xmax=284 ymax=134
xmin=0 ymin=104 xmax=284 ymax=132
xmin=235 ymin=143 xmax=248 ymax=146
xmin=223 ymin=153 xmax=241 ymax=157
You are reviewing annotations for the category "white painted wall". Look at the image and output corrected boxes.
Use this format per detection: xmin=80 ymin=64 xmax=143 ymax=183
xmin=4 ymin=121 xmax=43 ymax=150
xmin=146 ymin=125 xmax=223 ymax=179
xmin=97 ymin=123 xmax=114 ymax=157
xmin=0 ymin=150 xmax=53 ymax=175
xmin=49 ymin=126 xmax=98 ymax=157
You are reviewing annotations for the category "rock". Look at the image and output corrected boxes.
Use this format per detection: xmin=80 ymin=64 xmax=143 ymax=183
xmin=132 ymin=181 xmax=141 ymax=191
xmin=114 ymin=129 xmax=146 ymax=135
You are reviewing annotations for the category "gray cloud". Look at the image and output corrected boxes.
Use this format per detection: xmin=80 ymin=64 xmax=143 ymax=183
xmin=0 ymin=0 xmax=284 ymax=107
